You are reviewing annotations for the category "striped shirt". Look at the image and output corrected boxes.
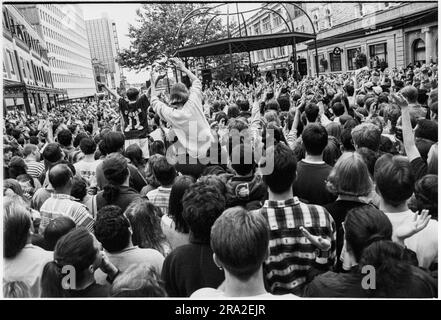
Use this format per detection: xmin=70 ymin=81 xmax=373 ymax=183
xmin=146 ymin=186 xmax=172 ymax=216
xmin=39 ymin=193 xmax=94 ymax=234
xmin=254 ymin=197 xmax=336 ymax=295
xmin=25 ymin=159 xmax=45 ymax=179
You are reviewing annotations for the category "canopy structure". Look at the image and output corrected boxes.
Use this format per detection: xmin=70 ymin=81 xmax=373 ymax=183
xmin=176 ymin=31 xmax=315 ymax=58
xmin=174 ymin=2 xmax=320 ymax=78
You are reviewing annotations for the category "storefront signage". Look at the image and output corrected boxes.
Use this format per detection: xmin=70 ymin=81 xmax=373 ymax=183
xmin=333 ymin=47 xmax=342 ymax=55
xmin=365 ymin=26 xmax=393 ymax=35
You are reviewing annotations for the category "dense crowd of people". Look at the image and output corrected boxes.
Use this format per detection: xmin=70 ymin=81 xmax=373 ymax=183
xmin=3 ymin=56 xmax=438 ymax=298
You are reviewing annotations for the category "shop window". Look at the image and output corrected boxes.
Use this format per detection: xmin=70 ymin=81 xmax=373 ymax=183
xmin=7 ymin=50 xmax=15 ymax=75
xmin=330 ymin=53 xmax=342 ymax=72
xmin=347 ymin=47 xmax=360 ymax=70
xmin=413 ymin=38 xmax=426 ymax=65
xmin=369 ymin=43 xmax=387 ymax=68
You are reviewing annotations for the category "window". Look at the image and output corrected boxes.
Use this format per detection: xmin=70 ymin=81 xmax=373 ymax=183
xmin=257 ymin=50 xmax=264 ymax=61
xmin=253 ymin=23 xmax=260 ymax=35
xmin=273 ymin=10 xmax=282 ymax=26
xmin=27 ymin=61 xmax=33 ymax=80
xmin=413 ymin=39 xmax=426 ymax=65
xmin=3 ymin=10 xmax=9 ymax=30
xmin=266 ymin=48 xmax=274 ymax=59
xmin=347 ymin=48 xmax=360 ymax=70
xmin=325 ymin=9 xmax=332 ymax=28
xmin=20 ymin=57 xmax=26 ymax=77
xmin=7 ymin=50 xmax=15 ymax=75
xmin=316 ymin=53 xmax=325 ymax=73
xmin=369 ymin=43 xmax=387 ymax=68
xmin=262 ymin=17 xmax=270 ymax=32
xmin=330 ymin=53 xmax=342 ymax=72
xmin=313 ymin=14 xmax=319 ymax=31
xmin=278 ymin=46 xmax=286 ymax=57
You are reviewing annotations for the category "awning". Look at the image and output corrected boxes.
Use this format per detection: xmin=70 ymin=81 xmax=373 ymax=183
xmin=176 ymin=32 xmax=316 ymax=58
xmin=3 ymin=79 xmax=66 ymax=96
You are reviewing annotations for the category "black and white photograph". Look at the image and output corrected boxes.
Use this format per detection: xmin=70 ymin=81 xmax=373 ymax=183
xmin=1 ymin=0 xmax=438 ymax=306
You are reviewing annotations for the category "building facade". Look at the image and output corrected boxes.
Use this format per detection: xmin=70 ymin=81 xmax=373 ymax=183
xmin=3 ymin=5 xmax=65 ymax=114
xmin=242 ymin=2 xmax=437 ymax=76
xmin=85 ymin=15 xmax=122 ymax=90
xmin=16 ymin=3 xmax=96 ymax=99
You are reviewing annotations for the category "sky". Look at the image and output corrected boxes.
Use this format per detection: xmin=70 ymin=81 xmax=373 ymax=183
xmin=81 ymin=3 xmax=261 ymax=84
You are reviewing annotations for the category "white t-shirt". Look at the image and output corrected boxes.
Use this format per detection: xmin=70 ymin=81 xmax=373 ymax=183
xmin=190 ymin=287 xmax=299 ymax=299
xmin=384 ymin=210 xmax=438 ymax=269
xmin=74 ymin=159 xmax=102 ymax=184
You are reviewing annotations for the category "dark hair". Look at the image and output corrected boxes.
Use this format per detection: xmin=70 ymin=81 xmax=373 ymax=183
xmin=263 ymin=142 xmax=297 ymax=193
xmin=98 ymin=140 xmax=108 ymax=157
xmin=8 ymin=156 xmax=28 ymax=179
xmin=48 ymin=163 xmax=73 ymax=190
xmin=414 ymin=174 xmax=438 ymax=219
xmin=168 ymin=175 xmax=194 ymax=233
xmin=227 ymin=104 xmax=240 ymax=119
xmin=43 ymin=216 xmax=76 ymax=251
xmin=182 ymin=181 xmax=226 ymax=242
xmin=150 ymin=140 xmax=166 ymax=156
xmin=103 ymin=132 xmax=125 ymax=154
xmin=4 ymin=201 xmax=31 ymax=258
xmin=230 ymin=143 xmax=255 ymax=176
xmin=124 ymin=198 xmax=169 ymax=256
xmin=102 ymin=153 xmax=129 ymax=204
xmin=57 ymin=129 xmax=72 ymax=147
xmin=400 ymin=86 xmax=418 ymax=103
xmin=42 ymin=143 xmax=63 ymax=164
xmin=95 ymin=205 xmax=130 ymax=253
xmin=374 ymin=155 xmax=415 ymax=206
xmin=302 ymin=123 xmax=328 ymax=156
xmin=265 ymin=99 xmax=280 ymax=112
xmin=211 ymin=207 xmax=269 ymax=281
xmin=68 ymin=124 xmax=78 ymax=135
xmin=277 ymin=96 xmax=290 ymax=112
xmin=41 ymin=228 xmax=98 ymax=297
xmin=17 ymin=173 xmax=35 ymax=189
xmin=70 ymin=176 xmax=87 ymax=201
xmin=126 ymin=87 xmax=140 ymax=101
xmin=345 ymin=84 xmax=355 ymax=96
xmin=125 ymin=143 xmax=146 ymax=169
xmin=356 ymin=147 xmax=379 ymax=177
xmin=323 ymin=136 xmax=342 ymax=166
xmin=345 ymin=205 xmax=416 ymax=298
xmin=214 ymin=111 xmax=228 ymax=125
xmin=152 ymin=155 xmax=176 ymax=186
xmin=79 ymin=137 xmax=96 ymax=155
xmin=351 ymin=123 xmax=381 ymax=151
xmin=74 ymin=132 xmax=89 ymax=149
xmin=305 ymin=103 xmax=319 ymax=123
xmin=29 ymin=136 xmax=39 ymax=145
xmin=237 ymin=99 xmax=250 ymax=112
xmin=332 ymin=102 xmax=345 ymax=117
xmin=415 ymin=119 xmax=438 ymax=142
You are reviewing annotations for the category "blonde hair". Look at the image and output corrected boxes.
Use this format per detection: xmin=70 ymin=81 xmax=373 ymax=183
xmin=3 ymin=281 xmax=31 ymax=298
xmin=327 ymin=152 xmax=373 ymax=197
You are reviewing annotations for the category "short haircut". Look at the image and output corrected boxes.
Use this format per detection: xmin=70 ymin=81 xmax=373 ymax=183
xmin=70 ymin=176 xmax=87 ymax=201
xmin=103 ymin=132 xmax=125 ymax=154
xmin=415 ymin=119 xmax=438 ymax=142
xmin=4 ymin=200 xmax=31 ymax=258
xmin=277 ymin=96 xmax=290 ymax=112
xmin=237 ymin=100 xmax=250 ymax=112
xmin=74 ymin=132 xmax=89 ymax=149
xmin=400 ymin=86 xmax=418 ymax=103
xmin=302 ymin=123 xmax=328 ymax=156
xmin=332 ymin=102 xmax=345 ymax=117
xmin=43 ymin=143 xmax=63 ymax=163
xmin=168 ymin=175 xmax=194 ymax=234
xmin=152 ymin=155 xmax=176 ymax=186
xmin=211 ymin=207 xmax=269 ymax=281
xmin=126 ymin=87 xmax=140 ymax=101
xmin=305 ymin=103 xmax=319 ymax=123
xmin=227 ymin=104 xmax=240 ymax=119
xmin=43 ymin=216 xmax=76 ymax=251
xmin=345 ymin=84 xmax=354 ymax=96
xmin=57 ymin=129 xmax=72 ymax=147
xmin=79 ymin=137 xmax=96 ymax=155
xmin=356 ymin=147 xmax=379 ymax=177
xmin=327 ymin=152 xmax=372 ymax=197
xmin=374 ymin=155 xmax=415 ymax=206
xmin=182 ymin=181 xmax=226 ymax=242
xmin=263 ymin=142 xmax=297 ymax=194
xmin=230 ymin=143 xmax=255 ymax=176
xmin=95 ymin=205 xmax=130 ymax=253
xmin=351 ymin=123 xmax=381 ymax=151
xmin=23 ymin=144 xmax=38 ymax=157
xmin=265 ymin=99 xmax=280 ymax=112
xmin=48 ymin=164 xmax=73 ymax=189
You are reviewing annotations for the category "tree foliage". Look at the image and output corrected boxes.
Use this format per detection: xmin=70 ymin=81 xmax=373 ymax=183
xmin=118 ymin=3 xmax=230 ymax=71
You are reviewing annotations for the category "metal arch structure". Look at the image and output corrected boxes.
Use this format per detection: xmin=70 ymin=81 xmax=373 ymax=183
xmin=174 ymin=2 xmax=320 ymax=79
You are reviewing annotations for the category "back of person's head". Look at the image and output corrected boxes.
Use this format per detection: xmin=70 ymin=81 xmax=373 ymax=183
xmin=102 ymin=153 xmax=129 ymax=204
xmin=325 ymin=122 xmax=342 ymax=142
xmin=263 ymin=142 xmax=297 ymax=194
xmin=302 ymin=123 xmax=328 ymax=156
xmin=43 ymin=216 xmax=76 ymax=251
xmin=29 ymin=136 xmax=39 ymax=145
xmin=214 ymin=111 xmax=228 ymax=125
xmin=197 ymin=174 xmax=227 ymax=195
xmin=379 ymin=135 xmax=398 ymax=155
xmin=152 ymin=155 xmax=176 ymax=186
xmin=3 ymin=179 xmax=24 ymax=197
xmin=125 ymin=144 xmax=145 ymax=168
xmin=98 ymin=140 xmax=108 ymax=157
xmin=400 ymin=85 xmax=418 ymax=103
xmin=103 ymin=132 xmax=125 ymax=154
xmin=168 ymin=175 xmax=195 ymax=234
xmin=23 ymin=144 xmax=38 ymax=158
xmin=414 ymin=174 xmax=437 ymax=219
xmin=327 ymin=152 xmax=372 ymax=197
xmin=41 ymin=228 xmax=99 ymax=297
xmin=70 ymin=176 xmax=87 ymax=201
xmin=149 ymin=140 xmax=166 ymax=156
xmin=227 ymin=104 xmax=240 ymax=119
xmin=305 ymin=103 xmax=319 ymax=123
xmin=3 ymin=281 xmax=31 ymax=298
xmin=374 ymin=154 xmax=415 ymax=206
xmin=415 ymin=138 xmax=434 ymax=162
xmin=126 ymin=87 xmax=140 ymax=102
xmin=345 ymin=84 xmax=355 ymax=96
xmin=415 ymin=119 xmax=438 ymax=142
xmin=124 ymin=198 xmax=168 ymax=256
xmin=79 ymin=137 xmax=96 ymax=156
xmin=277 ymin=96 xmax=290 ymax=112
xmin=263 ymin=110 xmax=280 ymax=126
xmin=211 ymin=207 xmax=269 ymax=281
xmin=237 ymin=99 xmax=250 ymax=112
xmin=43 ymin=143 xmax=63 ymax=164
xmin=356 ymin=147 xmax=379 ymax=177
xmin=48 ymin=163 xmax=73 ymax=190
xmin=8 ymin=156 xmax=27 ymax=179
xmin=57 ymin=129 xmax=72 ymax=147
xmin=3 ymin=200 xmax=31 ymax=258
xmin=351 ymin=122 xmax=381 ymax=151
xmin=323 ymin=136 xmax=342 ymax=167
xmin=110 ymin=264 xmax=167 ymax=297
xmin=73 ymin=132 xmax=89 ymax=149
xmin=230 ymin=143 xmax=255 ymax=176
xmin=345 ymin=205 xmax=416 ymax=297
xmin=95 ymin=205 xmax=130 ymax=253
xmin=332 ymin=102 xmax=345 ymax=117
xmin=182 ymin=181 xmax=226 ymax=242
xmin=265 ymin=99 xmax=280 ymax=112
xmin=170 ymin=83 xmax=189 ymax=105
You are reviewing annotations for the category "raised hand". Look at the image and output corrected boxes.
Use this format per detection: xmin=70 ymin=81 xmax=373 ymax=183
xmin=169 ymin=57 xmax=186 ymax=71
xmin=395 ymin=209 xmax=431 ymax=241
xmin=300 ymin=226 xmax=332 ymax=251
xmin=390 ymin=92 xmax=409 ymax=109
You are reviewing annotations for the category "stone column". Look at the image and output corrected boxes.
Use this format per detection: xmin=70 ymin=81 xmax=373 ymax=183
xmin=422 ymin=26 xmax=433 ymax=64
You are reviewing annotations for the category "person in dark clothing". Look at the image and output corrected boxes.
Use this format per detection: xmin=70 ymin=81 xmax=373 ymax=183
xmin=161 ymin=181 xmax=226 ymax=297
xmin=293 ymin=123 xmax=336 ymax=205
xmin=304 ymin=205 xmax=437 ymax=298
